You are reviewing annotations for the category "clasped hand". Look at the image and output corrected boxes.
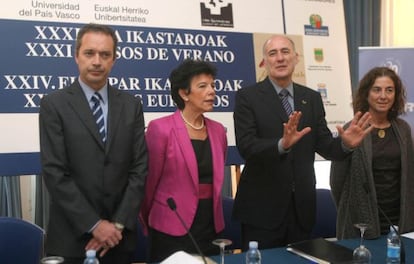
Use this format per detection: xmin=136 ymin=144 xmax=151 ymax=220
xmin=85 ymin=220 xmax=123 ymax=257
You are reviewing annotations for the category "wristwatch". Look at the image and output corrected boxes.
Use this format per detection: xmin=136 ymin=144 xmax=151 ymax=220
xmin=114 ymin=222 xmax=124 ymax=231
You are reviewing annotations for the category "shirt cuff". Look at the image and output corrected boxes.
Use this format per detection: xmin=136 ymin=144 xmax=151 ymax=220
xmin=88 ymin=219 xmax=102 ymax=233
xmin=278 ymin=138 xmax=291 ymax=154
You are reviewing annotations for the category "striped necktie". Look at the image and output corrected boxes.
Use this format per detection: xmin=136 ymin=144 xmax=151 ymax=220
xmin=91 ymin=92 xmax=106 ymax=143
xmin=279 ymin=89 xmax=293 ymax=116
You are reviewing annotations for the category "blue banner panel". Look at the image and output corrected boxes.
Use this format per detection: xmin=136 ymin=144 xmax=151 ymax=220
xmin=0 ymin=152 xmax=41 ymax=176
xmin=0 ymin=147 xmax=242 ymax=176
xmin=359 ymin=48 xmax=414 ymax=130
xmin=1 ymin=19 xmax=258 ymax=172
xmin=0 ymin=19 xmax=256 ymax=114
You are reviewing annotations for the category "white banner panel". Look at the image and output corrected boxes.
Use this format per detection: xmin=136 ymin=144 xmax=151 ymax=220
xmin=0 ymin=0 xmax=285 ymax=33
xmin=284 ymin=0 xmax=353 ymax=132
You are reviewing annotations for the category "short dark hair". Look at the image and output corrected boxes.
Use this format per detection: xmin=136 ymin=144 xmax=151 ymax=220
xmin=170 ymin=59 xmax=217 ymax=110
xmin=75 ymin=23 xmax=117 ymax=59
xmin=354 ymin=66 xmax=406 ymax=120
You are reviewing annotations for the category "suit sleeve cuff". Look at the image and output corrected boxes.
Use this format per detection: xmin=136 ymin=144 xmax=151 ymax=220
xmin=341 ymin=141 xmax=355 ymax=153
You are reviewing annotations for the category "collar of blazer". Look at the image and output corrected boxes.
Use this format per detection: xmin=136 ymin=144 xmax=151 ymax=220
xmin=170 ymin=110 xmax=224 ymax=191
xmin=172 ymin=110 xmax=200 ymax=189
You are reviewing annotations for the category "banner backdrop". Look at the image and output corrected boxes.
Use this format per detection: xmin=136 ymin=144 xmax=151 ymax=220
xmin=0 ymin=0 xmax=352 ymax=175
xmin=359 ymin=47 xmax=414 ymax=131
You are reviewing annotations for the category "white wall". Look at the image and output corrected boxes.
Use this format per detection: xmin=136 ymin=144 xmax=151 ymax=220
xmin=315 ymin=160 xmax=331 ymax=190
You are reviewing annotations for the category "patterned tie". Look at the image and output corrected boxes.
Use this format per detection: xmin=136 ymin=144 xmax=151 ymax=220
xmin=279 ymin=89 xmax=293 ymax=116
xmin=91 ymin=92 xmax=106 ymax=143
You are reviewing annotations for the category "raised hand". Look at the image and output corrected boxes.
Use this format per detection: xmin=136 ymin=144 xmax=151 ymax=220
xmin=281 ymin=111 xmax=312 ymax=150
xmin=337 ymin=111 xmax=373 ymax=149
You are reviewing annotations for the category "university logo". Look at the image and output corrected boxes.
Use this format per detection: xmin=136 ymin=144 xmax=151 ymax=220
xmin=200 ymin=0 xmax=234 ymax=28
xmin=304 ymin=14 xmax=329 ymax=36
xmin=314 ymin=48 xmax=324 ymax=62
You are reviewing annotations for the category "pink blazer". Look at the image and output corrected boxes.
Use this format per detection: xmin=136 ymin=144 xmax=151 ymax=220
xmin=139 ymin=110 xmax=227 ymax=236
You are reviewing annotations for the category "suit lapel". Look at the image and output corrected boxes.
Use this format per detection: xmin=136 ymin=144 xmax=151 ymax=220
xmin=105 ymin=86 xmax=123 ymax=153
xmin=66 ymin=81 xmax=105 ymax=150
xmin=259 ymin=78 xmax=289 ymax=122
xmin=172 ymin=111 xmax=199 ymax=189
xmin=293 ymin=83 xmax=307 ymax=111
xmin=206 ymin=120 xmax=224 ymax=196
xmin=293 ymin=83 xmax=311 ymax=129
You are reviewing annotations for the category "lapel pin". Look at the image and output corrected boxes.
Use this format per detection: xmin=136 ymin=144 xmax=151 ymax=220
xmin=302 ymin=100 xmax=307 ymax=104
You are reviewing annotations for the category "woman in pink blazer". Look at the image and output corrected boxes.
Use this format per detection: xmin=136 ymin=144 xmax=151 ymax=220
xmin=139 ymin=59 xmax=228 ymax=262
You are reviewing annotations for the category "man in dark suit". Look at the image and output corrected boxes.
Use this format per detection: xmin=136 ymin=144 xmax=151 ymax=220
xmin=232 ymin=35 xmax=372 ymax=250
xmin=39 ymin=23 xmax=148 ymax=264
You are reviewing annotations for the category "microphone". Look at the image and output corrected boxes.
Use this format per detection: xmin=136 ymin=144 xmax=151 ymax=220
xmin=363 ymin=183 xmax=405 ymax=263
xmin=166 ymin=197 xmax=208 ymax=264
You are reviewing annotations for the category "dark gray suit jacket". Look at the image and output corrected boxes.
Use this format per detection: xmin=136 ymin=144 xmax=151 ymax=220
xmin=39 ymin=79 xmax=148 ymax=257
xmin=233 ymin=77 xmax=347 ymax=232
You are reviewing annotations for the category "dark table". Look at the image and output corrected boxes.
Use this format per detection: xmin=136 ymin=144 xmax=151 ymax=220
xmin=210 ymin=236 xmax=413 ymax=263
